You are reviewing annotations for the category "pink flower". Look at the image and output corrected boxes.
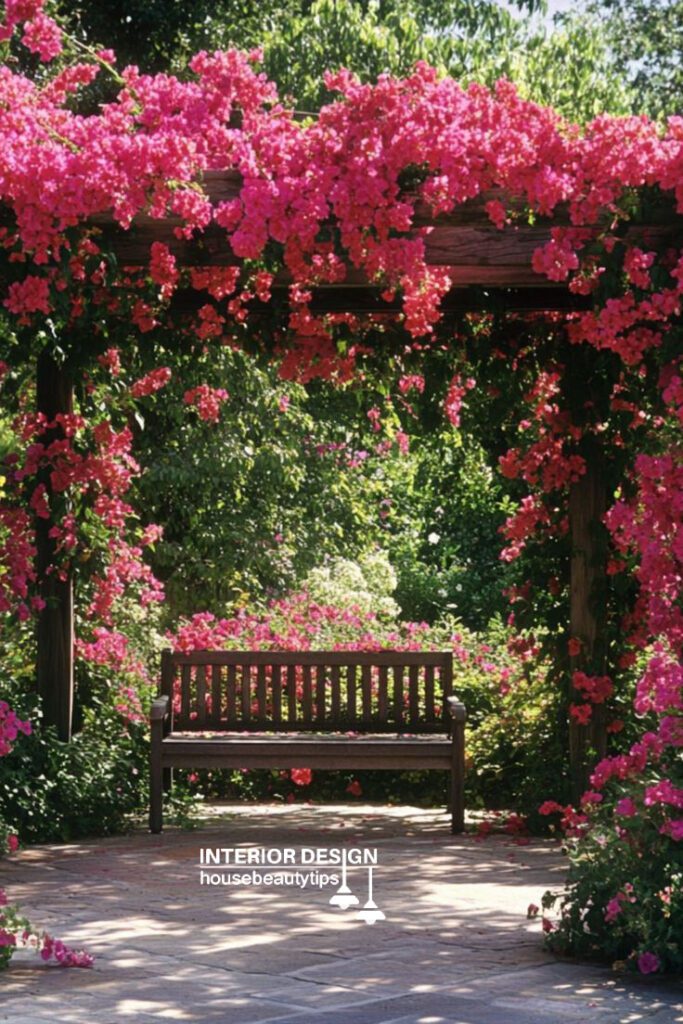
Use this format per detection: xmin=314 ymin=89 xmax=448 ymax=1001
xmin=644 ymin=780 xmax=683 ymax=809
xmin=539 ymin=800 xmax=564 ymax=815
xmin=569 ymin=703 xmax=592 ymax=726
xmin=290 ymin=768 xmax=312 ymax=787
xmin=21 ymin=11 xmax=62 ymax=61
xmin=637 ymin=952 xmax=660 ymax=975
xmin=7 ymin=834 xmax=19 ymax=852
xmin=149 ymin=242 xmax=179 ymax=299
xmin=97 ymin=348 xmax=122 ymax=376
xmin=659 ymin=818 xmax=683 ymax=841
xmin=444 ymin=374 xmax=475 ymax=428
xmin=398 ymin=374 xmax=425 ymax=395
xmin=183 ymin=385 xmax=229 ymax=424
xmin=346 ymin=779 xmax=362 ymax=797
xmin=5 ymin=0 xmax=44 ymax=24
xmin=615 ymin=797 xmax=638 ymax=817
xmin=130 ymin=368 xmax=172 ymax=398
xmin=4 ymin=276 xmax=51 ymax=316
xmin=485 ymin=199 xmax=507 ymax=229
xmin=604 ymin=897 xmax=623 ymax=923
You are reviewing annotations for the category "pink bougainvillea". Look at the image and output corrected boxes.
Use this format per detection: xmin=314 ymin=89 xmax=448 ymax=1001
xmin=0 ymin=0 xmax=679 ymax=976
xmin=1 ymin=704 xmax=93 ymax=969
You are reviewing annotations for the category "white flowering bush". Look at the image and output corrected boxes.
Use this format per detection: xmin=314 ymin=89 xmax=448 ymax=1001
xmin=303 ymin=550 xmax=399 ymax=620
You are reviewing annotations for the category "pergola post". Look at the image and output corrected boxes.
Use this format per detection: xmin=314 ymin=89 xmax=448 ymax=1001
xmin=568 ymin=436 xmax=608 ymax=802
xmin=35 ymin=347 xmax=74 ymax=741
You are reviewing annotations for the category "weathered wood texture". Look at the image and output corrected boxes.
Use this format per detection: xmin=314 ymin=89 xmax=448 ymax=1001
xmin=149 ymin=648 xmax=466 ymax=834
xmin=89 ymin=171 xmax=682 ymax=306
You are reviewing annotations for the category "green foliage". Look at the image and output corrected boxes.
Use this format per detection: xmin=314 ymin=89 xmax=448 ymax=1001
xmin=509 ymin=12 xmax=634 ymax=119
xmin=0 ymin=617 xmax=147 ymax=841
xmin=389 ymin=432 xmax=515 ymax=627
xmin=132 ymin=347 xmax=418 ymax=618
xmin=543 ymin=756 xmax=683 ymax=973
xmin=57 ymin=0 xmax=633 ymax=121
xmin=582 ymin=0 xmax=683 ymax=120
xmin=0 ymin=684 xmax=147 ymax=842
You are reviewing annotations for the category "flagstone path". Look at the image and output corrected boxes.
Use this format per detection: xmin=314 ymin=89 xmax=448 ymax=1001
xmin=1 ymin=804 xmax=681 ymax=1023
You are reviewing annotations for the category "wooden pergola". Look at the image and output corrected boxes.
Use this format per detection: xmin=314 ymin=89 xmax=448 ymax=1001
xmin=35 ymin=169 xmax=682 ymax=793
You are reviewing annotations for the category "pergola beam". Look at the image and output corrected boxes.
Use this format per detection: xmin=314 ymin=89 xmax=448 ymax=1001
xmin=34 ymin=171 xmax=678 ymax=750
xmin=89 ymin=173 xmax=681 ymax=307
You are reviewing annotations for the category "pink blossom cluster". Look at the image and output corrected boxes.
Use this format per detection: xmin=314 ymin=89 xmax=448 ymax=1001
xmin=183 ymin=384 xmax=229 ymax=423
xmin=1 ymin=403 xmax=164 ymax=721
xmin=0 ymin=1 xmax=62 ymax=63
xmin=444 ymin=374 xmax=475 ymax=428
xmin=0 ymin=506 xmax=39 ymax=620
xmin=0 ymin=701 xmax=31 ymax=757
xmin=1 ymin=705 xmax=93 ymax=970
xmin=0 ymin=47 xmax=680 ymax=382
xmin=130 ymin=367 xmax=172 ymax=398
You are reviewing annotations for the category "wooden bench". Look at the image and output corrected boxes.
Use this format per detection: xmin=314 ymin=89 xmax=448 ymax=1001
xmin=150 ymin=649 xmax=466 ymax=834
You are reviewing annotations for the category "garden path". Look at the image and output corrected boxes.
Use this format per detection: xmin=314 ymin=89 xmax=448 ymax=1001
xmin=1 ymin=805 xmax=681 ymax=1024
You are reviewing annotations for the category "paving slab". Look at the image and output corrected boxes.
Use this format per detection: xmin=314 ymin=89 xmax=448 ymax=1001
xmin=1 ymin=803 xmax=681 ymax=1024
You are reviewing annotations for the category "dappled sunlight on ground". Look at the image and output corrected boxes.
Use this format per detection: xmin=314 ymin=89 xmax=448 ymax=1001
xmin=2 ymin=804 xmax=681 ymax=1023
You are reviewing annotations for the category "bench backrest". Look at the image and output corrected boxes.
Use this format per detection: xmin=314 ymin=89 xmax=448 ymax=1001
xmin=161 ymin=649 xmax=453 ymax=734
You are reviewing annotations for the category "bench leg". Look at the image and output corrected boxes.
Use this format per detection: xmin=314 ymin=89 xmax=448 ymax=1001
xmin=450 ymin=720 xmax=466 ymax=834
xmin=163 ymin=767 xmax=173 ymax=793
xmin=150 ymin=723 xmax=163 ymax=834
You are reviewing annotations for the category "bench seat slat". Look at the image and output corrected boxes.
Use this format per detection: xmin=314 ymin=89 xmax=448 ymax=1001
xmin=287 ymin=664 xmax=297 ymax=726
xmin=241 ymin=665 xmax=251 ymax=722
xmin=161 ymin=734 xmax=451 ymax=771
xmin=272 ymin=664 xmax=282 ymax=726
xmin=168 ymin=720 xmax=445 ymax=734
xmin=171 ymin=650 xmax=452 ymax=667
xmin=361 ymin=663 xmax=372 ymax=720
xmin=256 ymin=663 xmax=267 ymax=725
xmin=210 ymin=665 xmax=221 ymax=727
xmin=226 ymin=664 xmax=236 ymax=720
xmin=179 ymin=664 xmax=191 ymax=728
xmin=302 ymin=664 xmax=313 ymax=724
xmin=196 ymin=665 xmax=207 ymax=727
xmin=330 ymin=664 xmax=341 ymax=721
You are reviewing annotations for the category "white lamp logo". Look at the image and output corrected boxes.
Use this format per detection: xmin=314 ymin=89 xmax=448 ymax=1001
xmin=356 ymin=866 xmax=385 ymax=925
xmin=329 ymin=848 xmax=359 ymax=910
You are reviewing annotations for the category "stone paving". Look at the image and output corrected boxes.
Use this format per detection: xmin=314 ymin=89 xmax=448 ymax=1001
xmin=1 ymin=804 xmax=681 ymax=1023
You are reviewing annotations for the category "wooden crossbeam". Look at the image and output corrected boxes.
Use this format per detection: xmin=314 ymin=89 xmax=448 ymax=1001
xmin=87 ymin=172 xmax=681 ymax=310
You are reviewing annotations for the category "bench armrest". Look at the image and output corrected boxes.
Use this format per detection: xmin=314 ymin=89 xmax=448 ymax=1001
xmin=150 ymin=694 xmax=170 ymax=722
xmin=446 ymin=696 xmax=467 ymax=724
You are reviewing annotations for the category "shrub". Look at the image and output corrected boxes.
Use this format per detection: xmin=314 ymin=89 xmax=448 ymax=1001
xmin=541 ymin=647 xmax=683 ymax=974
xmin=0 ymin=700 xmax=93 ymax=970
